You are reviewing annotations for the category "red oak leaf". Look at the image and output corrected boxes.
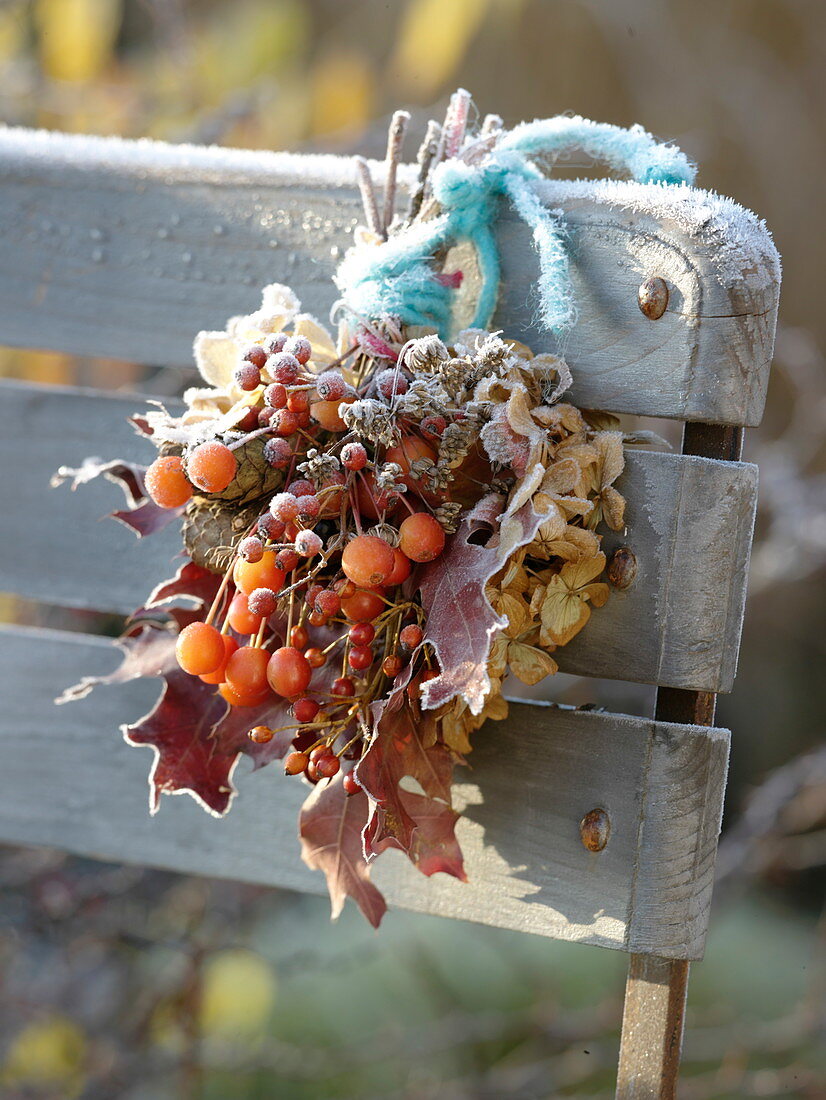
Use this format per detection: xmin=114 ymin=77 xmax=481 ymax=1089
xmin=111 ymin=498 xmax=184 ymax=537
xmin=52 ymin=453 xmax=183 ymax=537
xmin=144 ymin=561 xmax=221 ymax=611
xmin=361 ymin=789 xmax=465 ymax=881
xmin=299 ymin=773 xmax=387 ymax=928
xmin=124 ymin=656 xmax=298 ymax=815
xmin=52 ymin=456 xmax=146 ymax=504
xmin=356 ymin=695 xmax=461 ymax=875
xmin=130 ymin=414 xmax=154 ymax=437
xmin=124 ymin=666 xmax=239 ymax=815
xmin=55 ymin=618 xmax=183 ymax=704
xmin=58 ymin=561 xmax=222 ymax=706
xmin=394 ymin=790 xmax=466 ymax=880
xmin=417 ymin=493 xmax=546 ymax=715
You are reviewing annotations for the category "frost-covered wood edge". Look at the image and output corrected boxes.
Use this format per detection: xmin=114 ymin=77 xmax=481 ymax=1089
xmin=0 ymin=126 xmax=778 ymax=424
xmin=0 ymin=379 xmax=757 ymax=694
xmin=0 ymin=626 xmax=729 ymax=959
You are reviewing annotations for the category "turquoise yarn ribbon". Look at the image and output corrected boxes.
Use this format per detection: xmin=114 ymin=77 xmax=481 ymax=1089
xmin=335 ymin=116 xmax=696 ymax=341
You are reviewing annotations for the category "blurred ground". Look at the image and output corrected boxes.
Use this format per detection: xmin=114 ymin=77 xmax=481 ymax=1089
xmin=0 ymin=1 xmax=824 ymax=1097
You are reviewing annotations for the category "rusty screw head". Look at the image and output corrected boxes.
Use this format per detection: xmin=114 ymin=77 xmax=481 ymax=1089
xmin=638 ymin=276 xmax=669 ymax=320
xmin=580 ymin=808 xmax=610 ymax=853
xmin=607 ymin=546 xmax=638 ymax=590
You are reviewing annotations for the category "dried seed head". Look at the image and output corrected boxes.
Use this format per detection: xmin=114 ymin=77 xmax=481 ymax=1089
xmin=297 ymin=447 xmax=340 ymax=485
xmin=341 ymin=399 xmax=400 ymax=445
xmin=403 ymin=334 xmax=449 ymax=372
xmin=375 ymin=461 xmax=407 ymax=494
xmin=434 ymin=501 xmax=463 ymax=533
xmin=367 ymin=522 xmax=401 ymax=547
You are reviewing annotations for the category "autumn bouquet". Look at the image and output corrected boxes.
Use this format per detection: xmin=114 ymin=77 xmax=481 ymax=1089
xmin=61 ymin=95 xmax=693 ymax=924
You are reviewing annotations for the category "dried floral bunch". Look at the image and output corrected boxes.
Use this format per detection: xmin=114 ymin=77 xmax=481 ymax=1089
xmin=61 ymin=99 xmax=634 ymax=925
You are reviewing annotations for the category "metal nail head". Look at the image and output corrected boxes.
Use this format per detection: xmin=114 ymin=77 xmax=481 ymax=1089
xmin=638 ymin=276 xmax=669 ymax=319
xmin=580 ymin=808 xmax=611 ymax=852
xmin=607 ymin=547 xmax=638 ymax=590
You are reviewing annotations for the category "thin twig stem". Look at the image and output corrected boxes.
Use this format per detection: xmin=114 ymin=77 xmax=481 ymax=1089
xmin=382 ymin=110 xmax=410 ymax=237
xmin=479 ymin=113 xmax=503 ymax=140
xmin=406 ymin=119 xmax=441 ymax=224
xmin=354 ymin=156 xmax=381 ymax=236
xmin=443 ymin=88 xmax=472 ymax=159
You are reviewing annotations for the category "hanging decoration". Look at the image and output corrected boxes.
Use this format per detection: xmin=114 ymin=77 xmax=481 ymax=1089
xmin=57 ymin=92 xmax=693 ymax=925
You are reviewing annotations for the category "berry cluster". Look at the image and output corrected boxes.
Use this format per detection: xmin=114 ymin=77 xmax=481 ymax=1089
xmin=144 ymin=328 xmax=453 ymax=789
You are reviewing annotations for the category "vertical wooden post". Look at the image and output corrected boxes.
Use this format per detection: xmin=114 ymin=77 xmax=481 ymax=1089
xmin=615 ymin=422 xmax=743 ymax=1098
xmin=616 ymin=956 xmax=690 ymax=1098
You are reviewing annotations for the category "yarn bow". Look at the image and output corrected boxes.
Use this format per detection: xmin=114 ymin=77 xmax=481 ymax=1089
xmin=335 ymin=115 xmax=696 ymax=342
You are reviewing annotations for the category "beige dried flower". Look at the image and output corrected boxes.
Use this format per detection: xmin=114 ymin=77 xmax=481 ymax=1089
xmin=578 ymin=432 xmax=626 ymax=530
xmin=530 ymin=553 xmax=610 ymax=647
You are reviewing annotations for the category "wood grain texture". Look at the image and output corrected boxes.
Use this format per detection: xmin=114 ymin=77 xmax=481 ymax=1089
xmin=615 ymin=418 xmax=744 ymax=1096
xmin=0 ymin=625 xmax=730 ymax=959
xmin=0 ymin=380 xmax=758 ymax=693
xmin=0 ymin=127 xmax=779 ymax=424
xmin=616 ymin=956 xmax=690 ymax=1099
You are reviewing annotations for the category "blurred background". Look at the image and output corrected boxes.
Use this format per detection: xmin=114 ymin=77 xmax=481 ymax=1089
xmin=0 ymin=1 xmax=824 ymax=1097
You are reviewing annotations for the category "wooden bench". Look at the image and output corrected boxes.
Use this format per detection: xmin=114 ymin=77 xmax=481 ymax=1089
xmin=0 ymin=127 xmax=780 ymax=1097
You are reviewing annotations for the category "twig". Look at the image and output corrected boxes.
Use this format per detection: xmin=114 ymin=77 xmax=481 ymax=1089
xmin=406 ymin=119 xmax=442 ymax=224
xmin=381 ymin=110 xmax=410 ymax=237
xmin=480 ymin=112 xmax=504 ymax=140
xmin=443 ymin=88 xmax=472 ymax=159
xmin=354 ymin=156 xmax=381 ymax=236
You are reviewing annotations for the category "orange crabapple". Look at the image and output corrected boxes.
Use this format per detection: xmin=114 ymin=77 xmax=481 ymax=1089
xmin=199 ymin=635 xmax=239 ymax=685
xmin=234 ymin=551 xmax=285 ymax=597
xmin=398 ymin=512 xmax=446 ymax=562
xmin=145 ymin=456 xmax=192 ymax=509
xmin=341 ymin=535 xmax=395 ymax=588
xmin=218 ymin=681 xmax=271 ymax=708
xmin=267 ymin=647 xmax=312 ymax=698
xmin=340 ymin=588 xmax=385 ymax=622
xmin=175 ymin=622 xmax=226 ymax=676
xmin=226 ymin=591 xmax=264 ymax=635
xmin=225 ymin=646 xmax=271 ymax=696
xmin=187 ymin=441 xmax=237 ymax=493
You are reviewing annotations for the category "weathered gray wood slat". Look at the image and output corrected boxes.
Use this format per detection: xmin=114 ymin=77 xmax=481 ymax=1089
xmin=0 ymin=380 xmax=757 ymax=693
xmin=0 ymin=127 xmax=778 ymax=424
xmin=0 ymin=625 xmax=729 ymax=959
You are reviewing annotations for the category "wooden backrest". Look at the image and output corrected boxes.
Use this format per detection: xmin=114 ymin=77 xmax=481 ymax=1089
xmin=0 ymin=127 xmax=780 ymax=961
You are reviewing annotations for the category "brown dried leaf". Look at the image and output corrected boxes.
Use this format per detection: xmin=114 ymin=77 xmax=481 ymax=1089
xmin=299 ymin=775 xmax=387 ymax=927
xmin=356 ymin=699 xmax=454 ymax=861
xmin=507 ymin=642 xmax=558 ymax=685
xmin=418 ymin=494 xmax=546 ymax=715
